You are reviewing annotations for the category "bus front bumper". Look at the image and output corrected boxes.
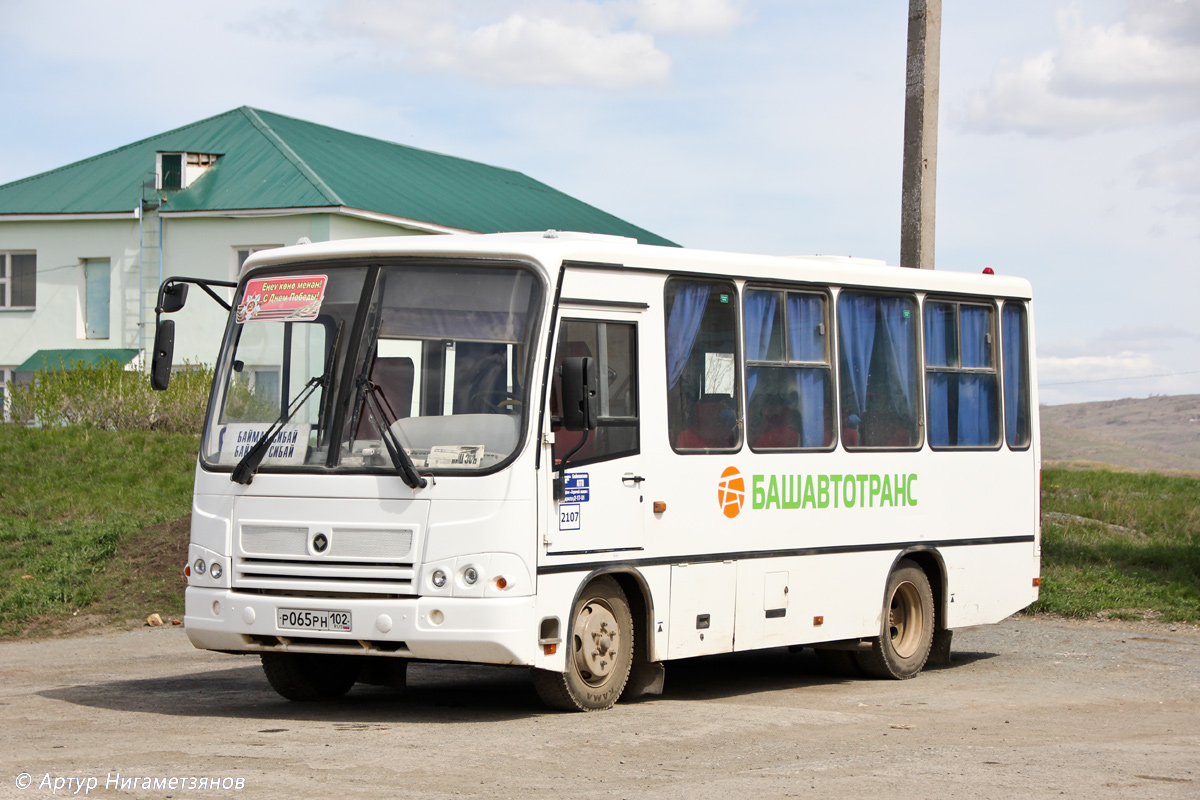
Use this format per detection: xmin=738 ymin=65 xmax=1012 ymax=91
xmin=184 ymin=587 xmax=536 ymax=666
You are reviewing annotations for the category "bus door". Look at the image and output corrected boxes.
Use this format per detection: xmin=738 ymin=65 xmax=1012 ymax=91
xmin=548 ymin=314 xmax=644 ymax=554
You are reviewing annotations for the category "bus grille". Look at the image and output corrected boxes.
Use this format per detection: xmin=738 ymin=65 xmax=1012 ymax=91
xmin=234 ymin=524 xmax=416 ymax=596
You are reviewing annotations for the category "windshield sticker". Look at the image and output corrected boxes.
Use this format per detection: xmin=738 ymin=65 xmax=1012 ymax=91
xmin=426 ymin=445 xmax=486 ymax=469
xmin=216 ymin=423 xmax=310 ymax=465
xmin=237 ymin=275 xmax=328 ymax=323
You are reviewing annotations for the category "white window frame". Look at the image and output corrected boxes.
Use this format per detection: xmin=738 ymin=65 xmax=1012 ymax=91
xmin=0 ymin=251 xmax=36 ymax=310
xmin=232 ymin=246 xmax=282 ymax=283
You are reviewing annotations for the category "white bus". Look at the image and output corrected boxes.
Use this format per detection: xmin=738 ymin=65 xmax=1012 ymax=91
xmin=152 ymin=231 xmax=1040 ymax=711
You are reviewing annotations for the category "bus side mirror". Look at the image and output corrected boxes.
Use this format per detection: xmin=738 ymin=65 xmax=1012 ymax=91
xmin=150 ymin=319 xmax=175 ymax=391
xmin=561 ymin=356 xmax=598 ymax=431
xmin=158 ymin=282 xmax=188 ymax=313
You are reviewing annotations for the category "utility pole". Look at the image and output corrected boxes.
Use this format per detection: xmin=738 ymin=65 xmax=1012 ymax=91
xmin=901 ymin=0 xmax=941 ymax=269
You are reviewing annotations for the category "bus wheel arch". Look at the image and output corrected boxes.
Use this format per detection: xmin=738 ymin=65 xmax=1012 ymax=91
xmin=532 ymin=574 xmax=635 ymax=711
xmin=855 ymin=557 xmax=935 ymax=679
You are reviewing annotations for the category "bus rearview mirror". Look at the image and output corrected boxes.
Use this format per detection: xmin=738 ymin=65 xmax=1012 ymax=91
xmin=561 ymin=356 xmax=598 ymax=431
xmin=150 ymin=319 xmax=175 ymax=391
xmin=158 ymin=282 xmax=189 ymax=313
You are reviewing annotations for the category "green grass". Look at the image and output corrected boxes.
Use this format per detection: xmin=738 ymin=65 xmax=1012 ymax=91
xmin=0 ymin=425 xmax=198 ymax=637
xmin=1032 ymin=467 xmax=1200 ymax=623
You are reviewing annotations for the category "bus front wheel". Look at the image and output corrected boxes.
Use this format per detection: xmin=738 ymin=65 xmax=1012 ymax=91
xmin=856 ymin=559 xmax=934 ymax=680
xmin=532 ymin=576 xmax=634 ymax=711
xmin=260 ymin=652 xmax=360 ymax=701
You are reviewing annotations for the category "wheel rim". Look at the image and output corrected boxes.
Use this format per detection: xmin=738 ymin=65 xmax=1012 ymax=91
xmin=887 ymin=580 xmax=923 ymax=659
xmin=571 ymin=597 xmax=621 ymax=687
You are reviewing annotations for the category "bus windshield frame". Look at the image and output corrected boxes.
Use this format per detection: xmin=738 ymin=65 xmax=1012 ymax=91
xmin=199 ymin=257 xmax=546 ymax=479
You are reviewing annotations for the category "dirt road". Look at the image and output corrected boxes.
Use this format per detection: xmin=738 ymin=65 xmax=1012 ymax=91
xmin=1 ymin=616 xmax=1198 ymax=799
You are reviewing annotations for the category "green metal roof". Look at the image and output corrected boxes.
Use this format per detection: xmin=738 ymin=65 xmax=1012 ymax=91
xmin=0 ymin=107 xmax=677 ymax=246
xmin=15 ymin=349 xmax=139 ymax=372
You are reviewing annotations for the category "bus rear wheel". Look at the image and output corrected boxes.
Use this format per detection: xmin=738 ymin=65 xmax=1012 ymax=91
xmin=260 ymin=652 xmax=361 ymax=701
xmin=856 ymin=559 xmax=934 ymax=680
xmin=532 ymin=576 xmax=634 ymax=711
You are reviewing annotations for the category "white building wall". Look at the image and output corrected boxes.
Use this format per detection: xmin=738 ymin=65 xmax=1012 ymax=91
xmin=0 ymin=217 xmax=139 ymax=368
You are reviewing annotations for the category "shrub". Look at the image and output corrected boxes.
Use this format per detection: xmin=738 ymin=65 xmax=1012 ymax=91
xmin=5 ymin=357 xmax=213 ymax=433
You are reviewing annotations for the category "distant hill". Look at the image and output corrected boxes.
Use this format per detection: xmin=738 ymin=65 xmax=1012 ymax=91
xmin=1041 ymin=395 xmax=1200 ymax=472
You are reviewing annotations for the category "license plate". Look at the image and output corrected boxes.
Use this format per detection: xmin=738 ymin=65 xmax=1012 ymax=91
xmin=277 ymin=608 xmax=352 ymax=632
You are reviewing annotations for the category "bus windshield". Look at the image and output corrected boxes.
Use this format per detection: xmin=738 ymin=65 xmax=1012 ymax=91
xmin=201 ymin=260 xmax=543 ymax=476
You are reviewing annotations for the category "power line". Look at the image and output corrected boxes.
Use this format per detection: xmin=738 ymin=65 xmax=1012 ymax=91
xmin=1041 ymin=370 xmax=1200 ymax=387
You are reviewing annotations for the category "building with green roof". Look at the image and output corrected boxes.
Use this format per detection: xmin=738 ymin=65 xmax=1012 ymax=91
xmin=0 ymin=106 xmax=674 ymax=409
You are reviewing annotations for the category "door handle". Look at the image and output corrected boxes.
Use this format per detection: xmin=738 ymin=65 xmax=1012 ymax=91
xmin=622 ymin=474 xmax=645 ymax=484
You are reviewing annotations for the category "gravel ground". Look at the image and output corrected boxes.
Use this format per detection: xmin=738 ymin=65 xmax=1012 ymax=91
xmin=1 ymin=615 xmax=1198 ymax=799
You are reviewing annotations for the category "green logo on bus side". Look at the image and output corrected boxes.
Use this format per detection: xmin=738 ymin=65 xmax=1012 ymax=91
xmin=750 ymin=473 xmax=918 ymax=510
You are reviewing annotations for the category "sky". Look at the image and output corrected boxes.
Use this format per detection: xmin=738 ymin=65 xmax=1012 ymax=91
xmin=2 ymin=0 xmax=1198 ymax=406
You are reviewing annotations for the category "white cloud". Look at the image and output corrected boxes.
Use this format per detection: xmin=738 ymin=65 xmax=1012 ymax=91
xmin=324 ymin=0 xmax=752 ymax=88
xmin=964 ymin=1 xmax=1200 ymax=136
xmin=634 ymin=0 xmax=750 ymax=36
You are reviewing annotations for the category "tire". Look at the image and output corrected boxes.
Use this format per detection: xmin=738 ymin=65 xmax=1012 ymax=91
xmin=260 ymin=652 xmax=361 ymax=701
xmin=532 ymin=576 xmax=634 ymax=711
xmin=855 ymin=559 xmax=934 ymax=680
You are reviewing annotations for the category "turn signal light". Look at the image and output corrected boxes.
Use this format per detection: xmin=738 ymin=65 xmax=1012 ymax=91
xmin=543 ymin=643 xmax=557 ymax=655
xmin=1032 ymin=577 xmax=1042 ymax=587
xmin=813 ymin=616 xmax=824 ymax=626
xmin=653 ymin=501 xmax=667 ymax=514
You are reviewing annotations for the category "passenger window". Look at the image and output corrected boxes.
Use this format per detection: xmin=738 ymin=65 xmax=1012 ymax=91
xmin=551 ymin=319 xmax=639 ymax=465
xmin=924 ymin=300 xmax=1000 ymax=448
xmin=744 ymin=288 xmax=833 ymax=450
xmin=1002 ymin=302 xmax=1031 ymax=449
xmin=665 ymin=279 xmax=741 ymax=452
xmin=837 ymin=291 xmax=920 ymax=449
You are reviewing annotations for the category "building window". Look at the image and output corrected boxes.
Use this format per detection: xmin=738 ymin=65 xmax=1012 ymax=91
xmin=157 ymin=152 xmax=219 ymax=191
xmin=744 ymin=287 xmax=833 ymax=450
xmin=234 ymin=246 xmax=282 ymax=282
xmin=84 ymin=259 xmax=111 ymax=339
xmin=665 ymin=278 xmax=741 ymax=452
xmin=0 ymin=252 xmax=36 ymax=308
xmin=924 ymin=299 xmax=1000 ymax=449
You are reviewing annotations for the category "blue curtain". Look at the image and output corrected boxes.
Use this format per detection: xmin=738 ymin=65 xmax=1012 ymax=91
xmin=924 ymin=303 xmax=951 ymax=447
xmin=743 ymin=289 xmax=778 ymax=399
xmin=788 ymin=293 xmax=827 ymax=447
xmin=666 ymin=283 xmax=710 ymax=390
xmin=1002 ymin=304 xmax=1027 ymax=447
xmin=957 ymin=307 xmax=996 ymax=445
xmin=837 ymin=294 xmax=877 ymax=417
xmin=879 ymin=297 xmax=916 ymax=418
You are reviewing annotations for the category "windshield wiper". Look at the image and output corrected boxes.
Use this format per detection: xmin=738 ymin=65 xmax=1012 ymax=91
xmin=231 ymin=375 xmax=324 ymax=485
xmin=356 ymin=376 xmax=428 ymax=489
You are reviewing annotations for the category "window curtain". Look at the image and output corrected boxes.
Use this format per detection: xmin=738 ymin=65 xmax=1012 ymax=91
xmin=787 ymin=293 xmax=827 ymax=447
xmin=924 ymin=305 xmax=952 ymax=447
xmin=878 ymin=296 xmax=916 ymax=418
xmin=666 ymin=283 xmax=711 ymax=390
xmin=957 ymin=307 xmax=996 ymax=446
xmin=837 ymin=293 xmax=877 ymax=418
xmin=743 ymin=289 xmax=778 ymax=400
xmin=1002 ymin=304 xmax=1028 ymax=447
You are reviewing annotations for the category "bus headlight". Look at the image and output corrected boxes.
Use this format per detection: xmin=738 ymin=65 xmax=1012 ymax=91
xmin=209 ymin=561 xmax=223 ymax=580
xmin=193 ymin=558 xmax=207 ymax=575
xmin=431 ymin=569 xmax=448 ymax=589
xmin=463 ymin=566 xmax=479 ymax=586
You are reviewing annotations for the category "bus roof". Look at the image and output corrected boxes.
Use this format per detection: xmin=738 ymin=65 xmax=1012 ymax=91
xmin=243 ymin=231 xmax=1033 ymax=300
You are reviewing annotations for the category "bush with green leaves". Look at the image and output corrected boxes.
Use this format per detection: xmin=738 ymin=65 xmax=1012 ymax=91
xmin=5 ymin=357 xmax=213 ymax=433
